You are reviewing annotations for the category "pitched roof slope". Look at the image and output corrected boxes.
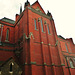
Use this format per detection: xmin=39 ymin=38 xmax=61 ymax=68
xmin=1 ymin=17 xmax=15 ymax=24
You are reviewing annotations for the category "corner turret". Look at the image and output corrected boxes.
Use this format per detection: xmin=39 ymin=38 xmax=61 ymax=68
xmin=20 ymin=4 xmax=22 ymax=14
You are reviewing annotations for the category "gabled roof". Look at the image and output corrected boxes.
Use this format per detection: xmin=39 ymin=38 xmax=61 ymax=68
xmin=0 ymin=57 xmax=20 ymax=67
xmin=31 ymin=1 xmax=46 ymax=14
xmin=0 ymin=57 xmax=22 ymax=71
xmin=1 ymin=17 xmax=15 ymax=24
xmin=0 ymin=57 xmax=12 ymax=67
xmin=0 ymin=61 xmax=4 ymax=66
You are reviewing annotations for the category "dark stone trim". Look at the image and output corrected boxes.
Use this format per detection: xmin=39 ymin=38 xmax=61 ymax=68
xmin=66 ymin=66 xmax=75 ymax=69
xmin=0 ymin=42 xmax=15 ymax=47
xmin=34 ymin=42 xmax=56 ymax=47
xmin=34 ymin=42 xmax=48 ymax=45
xmin=23 ymin=62 xmax=65 ymax=67
xmin=71 ymin=68 xmax=75 ymax=69
xmin=0 ymin=48 xmax=15 ymax=51
xmin=64 ymin=55 xmax=75 ymax=58
xmin=62 ymin=51 xmax=75 ymax=54
xmin=34 ymin=42 xmax=41 ymax=44
xmin=31 ymin=62 xmax=36 ymax=65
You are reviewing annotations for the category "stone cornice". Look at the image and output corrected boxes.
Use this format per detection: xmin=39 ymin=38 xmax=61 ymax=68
xmin=28 ymin=7 xmax=52 ymax=20
xmin=0 ymin=22 xmax=14 ymax=27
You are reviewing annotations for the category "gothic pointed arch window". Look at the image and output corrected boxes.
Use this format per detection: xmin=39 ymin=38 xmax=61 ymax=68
xmin=69 ymin=59 xmax=74 ymax=68
xmin=10 ymin=63 xmax=12 ymax=72
xmin=6 ymin=28 xmax=10 ymax=41
xmin=9 ymin=63 xmax=14 ymax=73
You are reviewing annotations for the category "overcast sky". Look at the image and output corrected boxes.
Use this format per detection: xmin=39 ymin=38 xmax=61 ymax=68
xmin=0 ymin=0 xmax=75 ymax=44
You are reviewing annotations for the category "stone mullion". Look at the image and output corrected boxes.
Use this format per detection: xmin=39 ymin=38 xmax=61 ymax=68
xmin=38 ymin=20 xmax=48 ymax=75
xmin=45 ymin=24 xmax=54 ymax=75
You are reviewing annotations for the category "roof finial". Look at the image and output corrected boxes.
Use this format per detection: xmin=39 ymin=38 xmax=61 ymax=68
xmin=47 ymin=10 xmax=51 ymax=16
xmin=27 ymin=0 xmax=28 ymax=2
xmin=20 ymin=3 xmax=22 ymax=14
xmin=24 ymin=0 xmax=30 ymax=8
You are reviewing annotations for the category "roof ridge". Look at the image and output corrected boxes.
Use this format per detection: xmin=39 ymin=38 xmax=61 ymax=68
xmin=1 ymin=17 xmax=15 ymax=24
xmin=4 ymin=17 xmax=15 ymax=22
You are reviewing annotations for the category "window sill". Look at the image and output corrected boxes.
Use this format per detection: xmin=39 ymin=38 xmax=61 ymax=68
xmin=5 ymin=40 xmax=9 ymax=42
xmin=0 ymin=71 xmax=1 ymax=74
xmin=35 ymin=29 xmax=38 ymax=31
xmin=49 ymin=33 xmax=51 ymax=35
xmin=66 ymin=66 xmax=75 ymax=69
xmin=70 ymin=67 xmax=75 ymax=69
xmin=9 ymin=71 xmax=13 ymax=73
xmin=42 ymin=31 xmax=45 ymax=33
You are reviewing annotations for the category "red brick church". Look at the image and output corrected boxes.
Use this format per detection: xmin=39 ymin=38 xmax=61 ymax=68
xmin=0 ymin=0 xmax=75 ymax=75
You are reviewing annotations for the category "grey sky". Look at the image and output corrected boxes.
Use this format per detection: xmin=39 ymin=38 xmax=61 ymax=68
xmin=0 ymin=0 xmax=75 ymax=43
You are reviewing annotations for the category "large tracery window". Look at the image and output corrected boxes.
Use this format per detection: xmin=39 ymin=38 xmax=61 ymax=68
xmin=6 ymin=29 xmax=9 ymax=41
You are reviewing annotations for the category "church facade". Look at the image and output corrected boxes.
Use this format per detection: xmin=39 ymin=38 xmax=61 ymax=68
xmin=0 ymin=0 xmax=75 ymax=75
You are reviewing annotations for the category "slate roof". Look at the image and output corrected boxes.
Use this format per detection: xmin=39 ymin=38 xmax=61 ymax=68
xmin=58 ymin=35 xmax=65 ymax=40
xmin=1 ymin=17 xmax=15 ymax=24
xmin=0 ymin=57 xmax=12 ymax=67
xmin=0 ymin=61 xmax=4 ymax=66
